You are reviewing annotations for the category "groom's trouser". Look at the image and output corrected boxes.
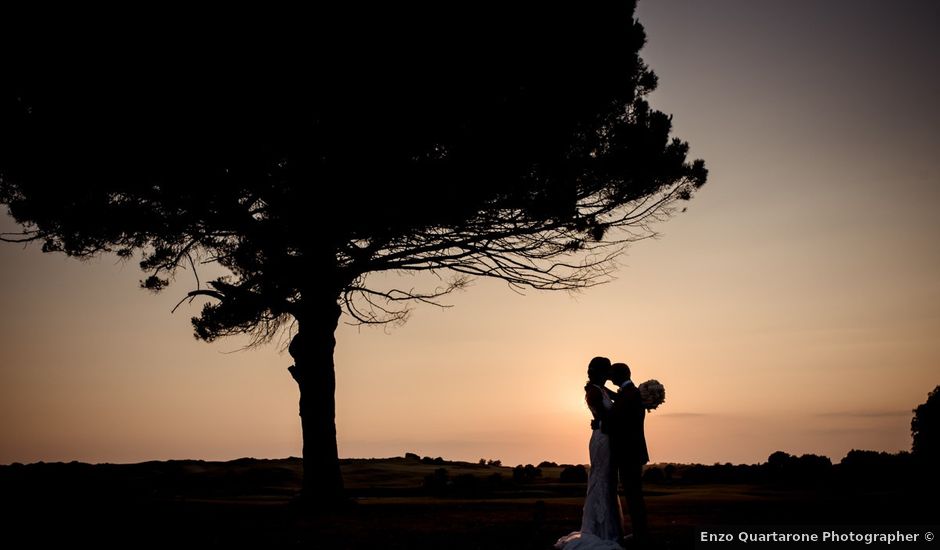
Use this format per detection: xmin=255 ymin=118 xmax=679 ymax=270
xmin=618 ymin=462 xmax=649 ymax=540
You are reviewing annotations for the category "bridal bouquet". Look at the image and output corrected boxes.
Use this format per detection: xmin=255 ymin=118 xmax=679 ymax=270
xmin=638 ymin=379 xmax=666 ymax=411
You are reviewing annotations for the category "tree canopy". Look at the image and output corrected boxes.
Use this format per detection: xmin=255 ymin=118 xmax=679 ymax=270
xmin=912 ymin=385 xmax=938 ymax=463
xmin=1 ymin=3 xmax=705 ymax=345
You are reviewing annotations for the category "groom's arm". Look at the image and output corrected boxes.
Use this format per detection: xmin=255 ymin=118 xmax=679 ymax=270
xmin=609 ymin=388 xmax=641 ymax=433
xmin=606 ymin=393 xmax=625 ymax=435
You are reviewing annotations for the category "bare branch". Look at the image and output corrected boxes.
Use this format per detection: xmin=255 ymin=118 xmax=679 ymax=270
xmin=0 ymin=230 xmax=42 ymax=243
xmin=171 ymin=289 xmax=225 ymax=314
xmin=186 ymin=251 xmax=201 ymax=291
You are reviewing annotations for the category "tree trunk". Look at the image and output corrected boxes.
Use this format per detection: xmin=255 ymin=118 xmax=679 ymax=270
xmin=288 ymin=299 xmax=345 ymax=505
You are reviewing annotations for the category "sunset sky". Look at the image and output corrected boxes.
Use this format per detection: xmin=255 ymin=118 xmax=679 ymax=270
xmin=1 ymin=1 xmax=938 ymax=467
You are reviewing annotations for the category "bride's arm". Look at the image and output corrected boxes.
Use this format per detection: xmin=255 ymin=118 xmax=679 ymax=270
xmin=585 ymin=386 xmax=609 ymax=423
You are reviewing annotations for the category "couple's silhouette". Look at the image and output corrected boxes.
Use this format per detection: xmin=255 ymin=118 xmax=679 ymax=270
xmin=555 ymin=357 xmax=650 ymax=549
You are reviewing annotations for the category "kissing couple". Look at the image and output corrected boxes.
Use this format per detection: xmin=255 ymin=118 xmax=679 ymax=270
xmin=555 ymin=357 xmax=651 ymax=549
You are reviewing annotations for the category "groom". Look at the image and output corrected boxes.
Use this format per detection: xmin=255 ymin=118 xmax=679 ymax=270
xmin=608 ymin=362 xmax=650 ymax=545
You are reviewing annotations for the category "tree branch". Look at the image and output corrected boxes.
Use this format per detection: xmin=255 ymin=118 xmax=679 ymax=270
xmin=171 ymin=289 xmax=225 ymax=313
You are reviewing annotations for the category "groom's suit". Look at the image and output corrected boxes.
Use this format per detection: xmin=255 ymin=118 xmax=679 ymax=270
xmin=607 ymin=380 xmax=649 ymax=541
xmin=608 ymin=381 xmax=649 ymax=465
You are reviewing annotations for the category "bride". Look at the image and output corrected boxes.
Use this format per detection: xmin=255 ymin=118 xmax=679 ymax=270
xmin=554 ymin=357 xmax=624 ymax=550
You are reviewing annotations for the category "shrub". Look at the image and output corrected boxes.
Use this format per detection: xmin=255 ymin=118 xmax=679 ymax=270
xmin=643 ymin=467 xmax=664 ymax=483
xmin=512 ymin=464 xmax=542 ymax=483
xmin=423 ymin=467 xmax=449 ymax=496
xmin=560 ymin=465 xmax=588 ymax=483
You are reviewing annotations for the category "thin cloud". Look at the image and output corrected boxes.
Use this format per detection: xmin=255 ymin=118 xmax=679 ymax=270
xmin=815 ymin=410 xmax=911 ymax=419
xmin=655 ymin=412 xmax=711 ymax=418
xmin=809 ymin=426 xmax=901 ymax=436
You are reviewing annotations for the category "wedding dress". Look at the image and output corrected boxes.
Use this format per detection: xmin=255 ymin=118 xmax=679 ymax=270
xmin=553 ymin=385 xmax=624 ymax=550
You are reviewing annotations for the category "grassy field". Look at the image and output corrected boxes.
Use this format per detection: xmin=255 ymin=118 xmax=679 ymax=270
xmin=0 ymin=456 xmax=933 ymax=548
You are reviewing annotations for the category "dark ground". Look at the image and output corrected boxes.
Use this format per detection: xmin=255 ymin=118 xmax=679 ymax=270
xmin=0 ymin=456 xmax=934 ymax=548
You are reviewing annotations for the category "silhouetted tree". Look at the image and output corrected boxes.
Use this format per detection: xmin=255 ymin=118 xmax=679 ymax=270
xmin=912 ymin=385 xmax=939 ymax=465
xmin=513 ymin=464 xmax=543 ymax=483
xmin=763 ymin=451 xmax=832 ymax=485
xmin=795 ymin=453 xmax=833 ymax=482
xmin=766 ymin=451 xmax=795 ymax=470
xmin=764 ymin=451 xmax=795 ymax=484
xmin=838 ymin=449 xmax=914 ymax=487
xmin=0 ymin=3 xmax=706 ymax=503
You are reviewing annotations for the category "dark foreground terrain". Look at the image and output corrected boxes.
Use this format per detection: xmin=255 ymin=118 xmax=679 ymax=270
xmin=0 ymin=456 xmax=934 ymax=548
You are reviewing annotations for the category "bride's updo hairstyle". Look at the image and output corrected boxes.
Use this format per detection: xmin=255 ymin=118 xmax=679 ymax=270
xmin=585 ymin=356 xmax=611 ymax=390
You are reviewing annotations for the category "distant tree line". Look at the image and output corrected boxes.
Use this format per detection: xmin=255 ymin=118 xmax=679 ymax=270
xmin=639 ymin=449 xmax=928 ymax=489
xmin=405 ymin=447 xmax=932 ymax=498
